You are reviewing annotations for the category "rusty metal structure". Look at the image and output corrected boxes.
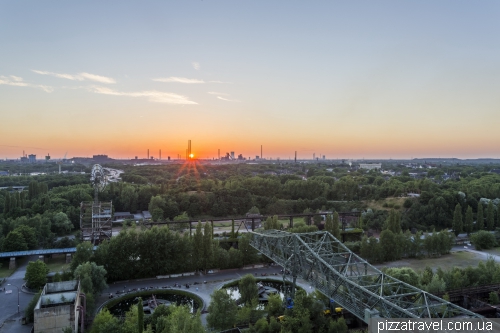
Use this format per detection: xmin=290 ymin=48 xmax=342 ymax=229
xmin=80 ymin=164 xmax=112 ymax=244
xmin=250 ymin=230 xmax=482 ymax=323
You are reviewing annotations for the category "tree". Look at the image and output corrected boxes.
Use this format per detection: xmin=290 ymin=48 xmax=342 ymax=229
xmin=156 ymin=305 xmax=204 ymax=333
xmin=13 ymin=225 xmax=38 ymax=250
xmin=424 ymin=274 xmax=446 ymax=294
xmin=206 ymin=289 xmax=238 ymax=331
xmin=137 ymin=297 xmax=144 ymax=333
xmin=471 ymin=230 xmax=496 ymax=250
xmin=452 ymin=203 xmax=463 ymax=236
xmin=324 ymin=214 xmax=333 ymax=234
xmin=202 ymin=222 xmax=214 ymax=272
xmin=477 ymin=203 xmax=484 ymax=230
xmin=25 ymin=290 xmax=41 ymax=323
xmin=148 ymin=195 xmax=166 ymax=221
xmin=360 ymin=236 xmax=382 ymax=263
xmin=386 ymin=209 xmax=401 ymax=234
xmin=487 ymin=201 xmax=495 ymax=231
xmin=52 ymin=212 xmax=73 ymax=235
xmin=497 ymin=203 xmax=500 ymax=229
xmin=248 ymin=206 xmax=260 ymax=214
xmin=332 ymin=212 xmax=341 ymax=239
xmin=464 ymin=206 xmax=473 ymax=235
xmin=385 ymin=267 xmax=419 ymax=286
xmin=379 ymin=229 xmax=400 ymax=261
xmin=239 ymin=274 xmax=258 ymax=305
xmin=73 ymin=262 xmax=108 ymax=295
xmin=264 ymin=215 xmax=280 ymax=230
xmin=25 ymin=260 xmax=49 ymax=290
xmin=192 ymin=222 xmax=203 ymax=271
xmin=2 ymin=230 xmax=28 ymax=252
xmin=328 ymin=317 xmax=348 ymax=333
xmin=489 ymin=292 xmax=500 ymax=305
xmin=266 ymin=293 xmax=283 ymax=318
xmin=71 ymin=241 xmax=94 ymax=272
xmin=90 ymin=309 xmax=121 ymax=333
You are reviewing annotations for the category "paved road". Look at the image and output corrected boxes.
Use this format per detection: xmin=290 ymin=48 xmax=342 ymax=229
xmin=0 ymin=255 xmax=38 ymax=333
xmin=96 ymin=265 xmax=315 ymax=326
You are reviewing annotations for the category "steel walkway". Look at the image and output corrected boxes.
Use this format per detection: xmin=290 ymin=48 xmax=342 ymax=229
xmin=249 ymin=230 xmax=482 ymax=323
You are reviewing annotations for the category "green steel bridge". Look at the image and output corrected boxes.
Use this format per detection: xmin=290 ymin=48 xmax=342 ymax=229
xmin=249 ymin=230 xmax=482 ymax=323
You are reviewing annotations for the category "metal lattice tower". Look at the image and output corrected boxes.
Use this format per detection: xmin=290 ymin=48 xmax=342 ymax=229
xmin=80 ymin=164 xmax=112 ymax=245
xmin=250 ymin=230 xmax=482 ymax=323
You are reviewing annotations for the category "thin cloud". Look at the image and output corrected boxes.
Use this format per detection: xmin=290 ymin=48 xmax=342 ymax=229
xmin=153 ymin=77 xmax=205 ymax=84
xmin=0 ymin=75 xmax=53 ymax=92
xmin=217 ymin=96 xmax=239 ymax=102
xmin=79 ymin=72 xmax=116 ymax=84
xmin=32 ymin=70 xmax=115 ymax=84
xmin=209 ymin=80 xmax=232 ymax=84
xmin=192 ymin=62 xmax=200 ymax=70
xmin=89 ymin=86 xmax=198 ymax=105
xmin=208 ymin=91 xmax=229 ymax=96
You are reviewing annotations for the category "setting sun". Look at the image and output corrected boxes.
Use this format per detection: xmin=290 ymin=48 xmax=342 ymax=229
xmin=189 ymin=153 xmax=194 ymax=159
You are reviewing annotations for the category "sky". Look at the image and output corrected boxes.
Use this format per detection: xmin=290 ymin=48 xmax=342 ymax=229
xmin=1 ymin=1 xmax=499 ymax=160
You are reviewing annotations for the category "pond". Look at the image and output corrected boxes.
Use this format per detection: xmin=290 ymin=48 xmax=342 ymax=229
xmin=107 ymin=291 xmax=201 ymax=317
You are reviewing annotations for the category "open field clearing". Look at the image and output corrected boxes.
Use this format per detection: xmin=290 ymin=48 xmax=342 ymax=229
xmin=376 ymin=250 xmax=484 ymax=272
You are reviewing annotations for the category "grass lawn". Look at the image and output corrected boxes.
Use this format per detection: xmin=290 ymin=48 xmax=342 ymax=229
xmin=364 ymin=197 xmax=407 ymax=211
xmin=376 ymin=251 xmax=484 ymax=273
xmin=45 ymin=254 xmax=70 ymax=273
xmin=480 ymin=248 xmax=500 ymax=256
xmin=0 ymin=262 xmax=16 ymax=279
xmin=0 ymin=257 xmax=29 ymax=279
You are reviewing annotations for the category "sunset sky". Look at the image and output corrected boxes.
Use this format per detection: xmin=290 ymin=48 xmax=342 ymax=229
xmin=1 ymin=1 xmax=499 ymax=160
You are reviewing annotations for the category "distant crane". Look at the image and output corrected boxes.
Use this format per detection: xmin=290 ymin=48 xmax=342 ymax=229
xmin=57 ymin=152 xmax=67 ymax=174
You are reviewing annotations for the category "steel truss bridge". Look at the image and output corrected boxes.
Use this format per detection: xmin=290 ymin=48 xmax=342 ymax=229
xmin=250 ymin=230 xmax=482 ymax=323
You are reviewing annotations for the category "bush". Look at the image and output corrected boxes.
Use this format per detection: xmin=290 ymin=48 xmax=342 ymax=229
xmin=24 ymin=260 xmax=49 ymax=290
xmin=25 ymin=291 xmax=42 ymax=323
xmin=471 ymin=230 xmax=497 ymax=250
xmin=344 ymin=241 xmax=361 ymax=253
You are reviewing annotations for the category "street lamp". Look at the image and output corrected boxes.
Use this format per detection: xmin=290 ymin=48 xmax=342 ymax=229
xmin=7 ymin=283 xmax=20 ymax=313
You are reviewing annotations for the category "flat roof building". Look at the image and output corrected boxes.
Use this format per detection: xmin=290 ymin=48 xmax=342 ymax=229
xmin=359 ymin=163 xmax=382 ymax=170
xmin=34 ymin=280 xmax=83 ymax=333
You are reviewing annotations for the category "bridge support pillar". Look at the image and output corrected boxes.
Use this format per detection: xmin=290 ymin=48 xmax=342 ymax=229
xmin=364 ymin=308 xmax=380 ymax=323
xmin=9 ymin=257 xmax=16 ymax=270
xmin=289 ymin=216 xmax=293 ymax=228
xmin=463 ymin=295 xmax=469 ymax=309
xmin=66 ymin=253 xmax=72 ymax=263
xmin=38 ymin=255 xmax=48 ymax=263
xmin=291 ymin=275 xmax=297 ymax=299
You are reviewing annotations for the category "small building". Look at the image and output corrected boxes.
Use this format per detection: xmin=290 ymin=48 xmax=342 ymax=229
xmin=113 ymin=211 xmax=135 ymax=222
xmin=359 ymin=163 xmax=382 ymax=170
xmin=34 ymin=280 xmax=83 ymax=333
xmin=244 ymin=213 xmax=262 ymax=229
xmin=0 ymin=171 xmax=8 ymax=176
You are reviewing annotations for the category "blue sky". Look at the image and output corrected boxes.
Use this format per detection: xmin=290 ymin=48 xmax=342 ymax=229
xmin=1 ymin=1 xmax=499 ymax=159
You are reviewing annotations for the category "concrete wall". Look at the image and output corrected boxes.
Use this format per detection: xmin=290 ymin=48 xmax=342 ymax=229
xmin=34 ymin=304 xmax=75 ymax=333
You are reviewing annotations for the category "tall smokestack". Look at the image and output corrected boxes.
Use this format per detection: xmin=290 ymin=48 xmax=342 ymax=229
xmin=261 ymin=145 xmax=262 ymax=159
xmin=159 ymin=149 xmax=161 ymax=160
xmin=147 ymin=149 xmax=149 ymax=159
xmin=295 ymin=151 xmax=297 ymax=163
xmin=218 ymin=149 xmax=220 ymax=160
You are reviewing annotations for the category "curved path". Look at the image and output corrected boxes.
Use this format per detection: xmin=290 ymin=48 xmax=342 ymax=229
xmin=96 ymin=265 xmax=315 ymax=325
xmin=0 ymin=255 xmax=39 ymax=333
